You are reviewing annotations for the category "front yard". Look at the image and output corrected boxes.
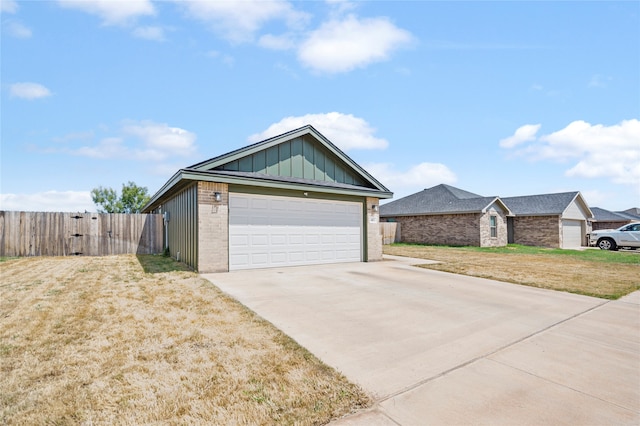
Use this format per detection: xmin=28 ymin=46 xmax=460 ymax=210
xmin=0 ymin=255 xmax=369 ymax=425
xmin=384 ymin=244 xmax=640 ymax=299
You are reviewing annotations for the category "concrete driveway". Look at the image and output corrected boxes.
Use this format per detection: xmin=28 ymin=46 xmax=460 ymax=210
xmin=203 ymin=255 xmax=640 ymax=425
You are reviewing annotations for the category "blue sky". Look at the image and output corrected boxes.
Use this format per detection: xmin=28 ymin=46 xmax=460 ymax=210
xmin=1 ymin=0 xmax=639 ymax=212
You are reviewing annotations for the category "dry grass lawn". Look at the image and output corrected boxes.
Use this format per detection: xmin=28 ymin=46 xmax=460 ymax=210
xmin=0 ymin=255 xmax=370 ymax=425
xmin=384 ymin=244 xmax=640 ymax=299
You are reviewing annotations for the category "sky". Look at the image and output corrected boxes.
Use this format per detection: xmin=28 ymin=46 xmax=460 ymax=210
xmin=1 ymin=0 xmax=639 ymax=213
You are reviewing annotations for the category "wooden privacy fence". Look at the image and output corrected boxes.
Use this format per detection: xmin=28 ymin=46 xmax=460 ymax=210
xmin=380 ymin=222 xmax=400 ymax=245
xmin=0 ymin=211 xmax=163 ymax=257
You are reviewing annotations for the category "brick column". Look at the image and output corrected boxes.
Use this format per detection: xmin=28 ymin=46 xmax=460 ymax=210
xmin=197 ymin=182 xmax=229 ymax=272
xmin=366 ymin=197 xmax=383 ymax=261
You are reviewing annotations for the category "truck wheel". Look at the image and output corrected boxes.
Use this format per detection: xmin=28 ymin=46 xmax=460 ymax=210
xmin=598 ymin=238 xmax=617 ymax=251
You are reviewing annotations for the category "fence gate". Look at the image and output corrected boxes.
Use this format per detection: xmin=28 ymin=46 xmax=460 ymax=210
xmin=0 ymin=211 xmax=163 ymax=257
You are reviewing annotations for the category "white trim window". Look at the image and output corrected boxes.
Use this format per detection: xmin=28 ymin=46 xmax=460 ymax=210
xmin=490 ymin=215 xmax=498 ymax=238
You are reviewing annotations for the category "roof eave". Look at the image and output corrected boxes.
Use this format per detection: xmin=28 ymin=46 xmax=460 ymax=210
xmin=143 ymin=168 xmax=392 ymax=212
xmin=142 ymin=169 xmax=186 ymax=212
xmin=380 ymin=210 xmax=485 ymax=217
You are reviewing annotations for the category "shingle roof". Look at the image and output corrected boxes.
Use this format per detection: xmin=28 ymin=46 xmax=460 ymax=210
xmin=614 ymin=210 xmax=640 ymax=220
xmin=591 ymin=207 xmax=628 ymax=221
xmin=379 ymin=184 xmax=507 ymax=216
xmin=501 ymin=192 xmax=581 ymax=216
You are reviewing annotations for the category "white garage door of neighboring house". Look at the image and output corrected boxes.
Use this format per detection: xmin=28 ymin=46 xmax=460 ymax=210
xmin=229 ymin=193 xmax=362 ymax=270
xmin=562 ymin=219 xmax=583 ymax=248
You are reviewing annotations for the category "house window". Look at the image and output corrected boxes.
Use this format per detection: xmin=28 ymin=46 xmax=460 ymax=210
xmin=490 ymin=216 xmax=497 ymax=238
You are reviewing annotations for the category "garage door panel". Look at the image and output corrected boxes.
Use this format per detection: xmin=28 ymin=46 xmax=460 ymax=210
xmin=229 ymin=234 xmax=249 ymax=246
xmin=229 ymin=193 xmax=362 ymax=270
xmin=271 ymin=252 xmax=287 ymax=263
xmin=562 ymin=220 xmax=583 ymax=248
xmin=251 ymin=253 xmax=269 ymax=265
xmin=251 ymin=234 xmax=269 ymax=246
xmin=252 ymin=198 xmax=269 ymax=209
xmin=271 ymin=234 xmax=287 ymax=245
xmin=289 ymin=234 xmax=304 ymax=245
xmin=289 ymin=251 xmax=304 ymax=262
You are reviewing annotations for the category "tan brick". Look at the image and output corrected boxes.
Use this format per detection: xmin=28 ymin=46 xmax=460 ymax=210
xmin=366 ymin=197 xmax=383 ymax=261
xmin=197 ymin=182 xmax=229 ymax=272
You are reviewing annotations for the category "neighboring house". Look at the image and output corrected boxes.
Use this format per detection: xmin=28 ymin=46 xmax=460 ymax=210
xmin=379 ymin=184 xmax=512 ymax=247
xmin=591 ymin=207 xmax=640 ymax=230
xmin=142 ymin=125 xmax=392 ymax=272
xmin=502 ymin=192 xmax=593 ymax=248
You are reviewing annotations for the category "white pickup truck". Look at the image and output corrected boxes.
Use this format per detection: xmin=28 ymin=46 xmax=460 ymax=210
xmin=589 ymin=222 xmax=640 ymax=250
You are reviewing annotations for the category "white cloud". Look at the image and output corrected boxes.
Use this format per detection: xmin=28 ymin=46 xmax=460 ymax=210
xmin=5 ymin=21 xmax=32 ymax=38
xmin=0 ymin=190 xmax=94 ymax=212
xmin=499 ymin=124 xmax=541 ymax=148
xmin=258 ymin=33 xmax=296 ymax=50
xmin=500 ymin=119 xmax=640 ymax=186
xmin=123 ymin=120 xmax=197 ymax=157
xmin=66 ymin=120 xmax=197 ymax=161
xmin=364 ymin=162 xmax=457 ymax=197
xmin=206 ymin=50 xmax=235 ymax=66
xmin=588 ymin=74 xmax=612 ymax=88
xmin=298 ymin=15 xmax=413 ymax=73
xmin=248 ymin=112 xmax=388 ymax=150
xmin=325 ymin=0 xmax=358 ymax=17
xmin=72 ymin=137 xmax=127 ymax=159
xmin=9 ymin=82 xmax=52 ymax=99
xmin=132 ymin=26 xmax=165 ymax=41
xmin=177 ymin=0 xmax=309 ymax=43
xmin=1 ymin=0 xmax=18 ymax=13
xmin=57 ymin=0 xmax=155 ymax=26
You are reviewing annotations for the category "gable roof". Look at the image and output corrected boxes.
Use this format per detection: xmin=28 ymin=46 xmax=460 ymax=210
xmin=591 ymin=207 xmax=628 ymax=221
xmin=380 ymin=184 xmax=512 ymax=217
xmin=502 ymin=191 xmax=593 ymax=218
xmin=143 ymin=126 xmax=392 ymax=211
xmin=621 ymin=208 xmax=640 ymax=218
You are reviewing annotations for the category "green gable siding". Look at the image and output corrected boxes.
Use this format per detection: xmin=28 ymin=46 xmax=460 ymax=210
xmin=239 ymin=156 xmax=252 ymax=172
xmin=278 ymin=143 xmax=291 ymax=177
xmin=266 ymin=146 xmax=279 ymax=176
xmin=291 ymin=138 xmax=303 ymax=177
xmin=216 ymin=135 xmax=367 ymax=187
xmin=302 ymin=138 xmax=314 ymax=180
xmin=253 ymin=150 xmax=266 ymax=173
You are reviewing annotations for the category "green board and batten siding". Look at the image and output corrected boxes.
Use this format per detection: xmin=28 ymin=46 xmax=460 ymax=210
xmin=162 ymin=184 xmax=198 ymax=268
xmin=218 ymin=136 xmax=366 ymax=187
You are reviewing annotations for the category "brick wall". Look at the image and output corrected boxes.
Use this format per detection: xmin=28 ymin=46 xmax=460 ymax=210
xmin=393 ymin=213 xmax=482 ymax=246
xmin=511 ymin=215 xmax=560 ymax=248
xmin=366 ymin=197 xmax=383 ymax=261
xmin=592 ymin=221 xmax=627 ymax=231
xmin=479 ymin=210 xmax=508 ymax=247
xmin=197 ymin=181 xmax=229 ymax=272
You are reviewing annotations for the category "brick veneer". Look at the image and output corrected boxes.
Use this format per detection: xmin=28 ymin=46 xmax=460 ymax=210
xmin=511 ymin=215 xmax=560 ymax=248
xmin=197 ymin=181 xmax=229 ymax=273
xmin=366 ymin=197 xmax=383 ymax=261
xmin=592 ymin=221 xmax=628 ymax=231
xmin=390 ymin=212 xmax=505 ymax=247
xmin=480 ymin=210 xmax=508 ymax=247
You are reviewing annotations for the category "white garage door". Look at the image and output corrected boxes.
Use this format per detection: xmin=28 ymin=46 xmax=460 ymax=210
xmin=229 ymin=193 xmax=362 ymax=270
xmin=562 ymin=219 xmax=583 ymax=248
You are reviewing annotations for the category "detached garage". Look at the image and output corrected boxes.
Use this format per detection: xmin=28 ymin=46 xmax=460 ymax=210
xmin=143 ymin=125 xmax=392 ymax=272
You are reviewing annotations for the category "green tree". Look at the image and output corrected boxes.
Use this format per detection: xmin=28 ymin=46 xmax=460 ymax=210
xmin=91 ymin=181 xmax=151 ymax=213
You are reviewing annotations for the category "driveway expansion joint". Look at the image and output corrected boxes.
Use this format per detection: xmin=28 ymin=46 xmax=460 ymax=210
xmin=374 ymin=299 xmax=611 ymax=405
